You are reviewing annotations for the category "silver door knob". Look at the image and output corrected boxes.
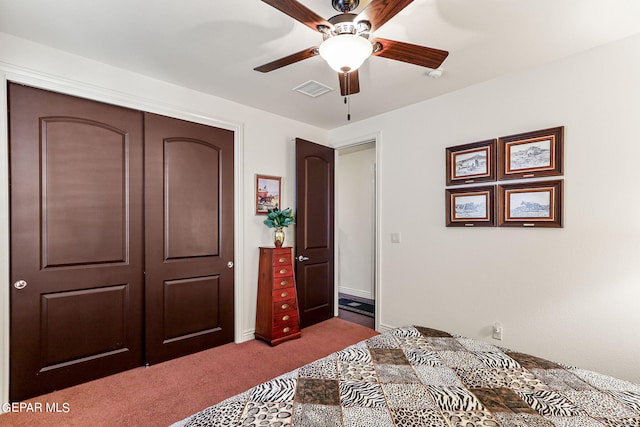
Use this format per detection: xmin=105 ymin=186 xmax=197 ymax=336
xmin=227 ymin=261 xmax=234 ymax=269
xmin=297 ymin=255 xmax=309 ymax=262
xmin=14 ymin=280 xmax=27 ymax=290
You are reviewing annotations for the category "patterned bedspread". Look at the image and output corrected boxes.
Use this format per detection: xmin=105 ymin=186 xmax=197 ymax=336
xmin=172 ymin=326 xmax=640 ymax=426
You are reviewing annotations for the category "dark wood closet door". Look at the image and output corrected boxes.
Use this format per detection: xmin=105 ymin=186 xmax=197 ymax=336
xmin=144 ymin=113 xmax=235 ymax=365
xmin=295 ymin=138 xmax=335 ymax=328
xmin=9 ymin=83 xmax=144 ymax=401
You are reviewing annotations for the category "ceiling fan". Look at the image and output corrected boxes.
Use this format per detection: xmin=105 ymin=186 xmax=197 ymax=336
xmin=254 ymin=0 xmax=449 ymax=97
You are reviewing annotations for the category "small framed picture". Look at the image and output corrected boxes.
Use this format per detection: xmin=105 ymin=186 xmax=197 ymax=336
xmin=446 ymin=139 xmax=496 ymax=186
xmin=446 ymin=185 xmax=496 ymax=227
xmin=498 ymin=126 xmax=564 ymax=180
xmin=498 ymin=180 xmax=563 ymax=227
xmin=255 ymin=175 xmax=281 ymax=215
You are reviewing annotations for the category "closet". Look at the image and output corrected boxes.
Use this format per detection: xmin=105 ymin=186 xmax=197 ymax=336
xmin=8 ymin=83 xmax=235 ymax=400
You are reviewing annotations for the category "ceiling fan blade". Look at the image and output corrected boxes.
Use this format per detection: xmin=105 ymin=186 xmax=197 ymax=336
xmin=261 ymin=0 xmax=332 ymax=32
xmin=356 ymin=0 xmax=414 ymax=31
xmin=338 ymin=70 xmax=360 ymax=96
xmin=371 ymin=38 xmax=449 ymax=69
xmin=254 ymin=47 xmax=319 ymax=73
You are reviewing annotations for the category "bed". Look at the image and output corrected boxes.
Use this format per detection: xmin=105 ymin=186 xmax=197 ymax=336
xmin=172 ymin=326 xmax=640 ymax=426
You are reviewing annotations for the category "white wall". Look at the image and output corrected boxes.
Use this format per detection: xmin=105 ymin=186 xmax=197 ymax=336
xmin=337 ymin=145 xmax=376 ymax=300
xmin=0 ymin=33 xmax=328 ymax=405
xmin=329 ymin=34 xmax=640 ymax=383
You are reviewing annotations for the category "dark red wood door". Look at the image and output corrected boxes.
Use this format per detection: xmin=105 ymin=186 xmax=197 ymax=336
xmin=9 ymin=83 xmax=144 ymax=400
xmin=295 ymin=138 xmax=335 ymax=328
xmin=144 ymin=113 xmax=235 ymax=365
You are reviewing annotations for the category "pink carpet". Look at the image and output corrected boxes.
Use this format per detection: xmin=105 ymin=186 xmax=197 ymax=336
xmin=0 ymin=317 xmax=377 ymax=426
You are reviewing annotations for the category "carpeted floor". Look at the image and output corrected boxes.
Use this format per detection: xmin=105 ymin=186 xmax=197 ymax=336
xmin=0 ymin=317 xmax=377 ymax=427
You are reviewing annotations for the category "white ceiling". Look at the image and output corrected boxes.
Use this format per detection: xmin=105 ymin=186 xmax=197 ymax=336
xmin=1 ymin=0 xmax=640 ymax=129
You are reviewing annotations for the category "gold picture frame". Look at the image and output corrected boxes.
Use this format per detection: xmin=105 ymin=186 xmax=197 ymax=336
xmin=255 ymin=175 xmax=281 ymax=215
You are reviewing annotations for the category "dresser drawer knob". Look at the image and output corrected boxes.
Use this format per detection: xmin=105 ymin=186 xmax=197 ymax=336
xmin=283 ymin=327 xmax=291 ymax=333
xmin=281 ymin=303 xmax=289 ymax=310
xmin=280 ymin=280 xmax=288 ymax=287
xmin=278 ymin=257 xmax=287 ymax=263
xmin=282 ymin=315 xmax=290 ymax=321
xmin=280 ymin=291 xmax=288 ymax=298
xmin=279 ymin=269 xmax=288 ymax=274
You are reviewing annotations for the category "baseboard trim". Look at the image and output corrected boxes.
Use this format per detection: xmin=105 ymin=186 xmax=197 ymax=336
xmin=338 ymin=286 xmax=373 ymax=301
xmin=238 ymin=329 xmax=255 ymax=343
xmin=377 ymin=322 xmax=395 ymax=333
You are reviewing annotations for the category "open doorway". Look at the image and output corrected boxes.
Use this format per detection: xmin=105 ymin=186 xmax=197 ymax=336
xmin=336 ymin=141 xmax=376 ymax=329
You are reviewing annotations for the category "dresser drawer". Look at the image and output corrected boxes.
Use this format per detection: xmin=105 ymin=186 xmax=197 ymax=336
xmin=271 ymin=252 xmax=292 ymax=267
xmin=272 ymin=265 xmax=293 ymax=278
xmin=272 ymin=276 xmax=294 ymax=291
xmin=273 ymin=298 xmax=297 ymax=315
xmin=272 ymin=288 xmax=295 ymax=302
xmin=273 ymin=312 xmax=298 ymax=327
xmin=271 ymin=322 xmax=300 ymax=339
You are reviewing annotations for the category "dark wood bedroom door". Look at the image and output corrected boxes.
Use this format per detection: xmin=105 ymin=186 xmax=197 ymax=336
xmin=143 ymin=113 xmax=235 ymax=365
xmin=295 ymin=138 xmax=335 ymax=328
xmin=9 ymin=83 xmax=145 ymax=401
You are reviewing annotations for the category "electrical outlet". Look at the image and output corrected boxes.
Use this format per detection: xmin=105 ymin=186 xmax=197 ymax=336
xmin=492 ymin=322 xmax=503 ymax=340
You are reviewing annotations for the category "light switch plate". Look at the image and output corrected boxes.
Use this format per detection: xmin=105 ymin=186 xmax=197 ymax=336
xmin=391 ymin=232 xmax=401 ymax=243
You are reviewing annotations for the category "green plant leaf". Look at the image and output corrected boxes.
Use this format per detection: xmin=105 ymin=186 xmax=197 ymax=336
xmin=263 ymin=207 xmax=295 ymax=229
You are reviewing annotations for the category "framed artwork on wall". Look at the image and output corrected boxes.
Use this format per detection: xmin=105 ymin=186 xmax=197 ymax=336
xmin=446 ymin=139 xmax=496 ymax=186
xmin=446 ymin=185 xmax=496 ymax=227
xmin=498 ymin=180 xmax=563 ymax=227
xmin=255 ymin=174 xmax=281 ymax=215
xmin=498 ymin=126 xmax=564 ymax=180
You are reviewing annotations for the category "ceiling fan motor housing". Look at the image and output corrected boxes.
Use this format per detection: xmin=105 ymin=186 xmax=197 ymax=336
xmin=325 ymin=13 xmax=371 ymax=39
xmin=331 ymin=0 xmax=359 ymax=13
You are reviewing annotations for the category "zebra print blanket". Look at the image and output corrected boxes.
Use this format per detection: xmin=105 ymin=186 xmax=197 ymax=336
xmin=172 ymin=326 xmax=640 ymax=426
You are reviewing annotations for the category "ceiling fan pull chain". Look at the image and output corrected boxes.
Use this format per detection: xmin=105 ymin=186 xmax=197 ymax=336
xmin=347 ymin=75 xmax=351 ymax=121
xmin=343 ymin=71 xmax=351 ymax=121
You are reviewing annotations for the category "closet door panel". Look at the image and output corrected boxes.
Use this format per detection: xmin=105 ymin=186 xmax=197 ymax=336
xmin=165 ymin=138 xmax=220 ymax=259
xmin=9 ymin=83 xmax=144 ymax=401
xmin=144 ymin=113 xmax=235 ymax=364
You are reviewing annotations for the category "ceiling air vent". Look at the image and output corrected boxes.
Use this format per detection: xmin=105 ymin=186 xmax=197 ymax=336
xmin=293 ymin=80 xmax=333 ymax=98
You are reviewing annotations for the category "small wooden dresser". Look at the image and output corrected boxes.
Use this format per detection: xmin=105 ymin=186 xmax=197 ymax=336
xmin=255 ymin=247 xmax=301 ymax=345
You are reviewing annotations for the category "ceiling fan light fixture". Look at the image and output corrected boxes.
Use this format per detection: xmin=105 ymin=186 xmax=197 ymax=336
xmin=319 ymin=34 xmax=373 ymax=73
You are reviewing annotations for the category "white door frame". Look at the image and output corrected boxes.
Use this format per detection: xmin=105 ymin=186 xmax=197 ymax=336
xmin=333 ymin=133 xmax=381 ymax=331
xmin=0 ymin=66 xmax=245 ymax=407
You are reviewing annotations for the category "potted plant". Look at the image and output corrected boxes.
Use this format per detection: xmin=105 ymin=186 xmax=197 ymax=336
xmin=263 ymin=207 xmax=295 ymax=248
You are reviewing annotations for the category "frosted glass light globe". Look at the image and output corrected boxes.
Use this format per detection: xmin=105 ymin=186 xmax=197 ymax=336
xmin=319 ymin=34 xmax=373 ymax=73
